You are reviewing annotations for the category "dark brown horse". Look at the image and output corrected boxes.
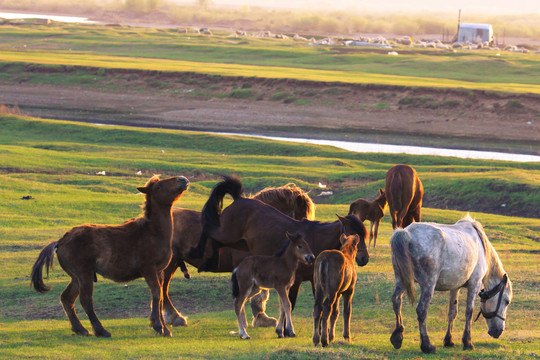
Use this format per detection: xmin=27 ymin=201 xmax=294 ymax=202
xmin=348 ymin=188 xmax=387 ymax=248
xmin=162 ymin=183 xmax=316 ymax=327
xmin=385 ymin=164 xmax=424 ymax=229
xmin=188 ymin=176 xmax=369 ymax=312
xmin=232 ymin=232 xmax=315 ymax=339
xmin=313 ymin=234 xmax=360 ymax=347
xmin=31 ymin=175 xmax=189 ymax=337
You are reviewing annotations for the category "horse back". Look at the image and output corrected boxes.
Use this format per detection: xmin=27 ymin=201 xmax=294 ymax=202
xmin=314 ymin=250 xmax=355 ymax=296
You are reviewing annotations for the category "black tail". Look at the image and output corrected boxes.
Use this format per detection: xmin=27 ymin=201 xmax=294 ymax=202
xmin=231 ymin=268 xmax=239 ymax=298
xmin=188 ymin=176 xmax=243 ymax=259
xmin=31 ymin=241 xmax=58 ymax=293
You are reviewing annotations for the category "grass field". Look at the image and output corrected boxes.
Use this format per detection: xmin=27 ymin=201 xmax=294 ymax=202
xmin=0 ymin=114 xmax=539 ymax=359
xmin=0 ymin=23 xmax=540 ymax=94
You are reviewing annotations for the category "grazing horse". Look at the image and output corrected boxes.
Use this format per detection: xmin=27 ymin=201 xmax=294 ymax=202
xmin=390 ymin=215 xmax=513 ymax=354
xmin=385 ymin=164 xmax=423 ymax=229
xmin=348 ymin=188 xmax=387 ymax=248
xmin=162 ymin=183 xmax=316 ymax=327
xmin=31 ymin=175 xmax=189 ymax=337
xmin=188 ymin=176 xmax=369 ymax=313
xmin=232 ymin=232 xmax=315 ymax=339
xmin=313 ymin=234 xmax=360 ymax=347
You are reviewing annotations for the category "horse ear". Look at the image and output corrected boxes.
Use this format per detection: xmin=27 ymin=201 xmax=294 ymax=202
xmin=379 ymin=188 xmax=385 ymax=195
xmin=339 ymin=233 xmax=348 ymax=245
xmin=336 ymin=214 xmax=348 ymax=224
xmin=137 ymin=186 xmax=149 ymax=194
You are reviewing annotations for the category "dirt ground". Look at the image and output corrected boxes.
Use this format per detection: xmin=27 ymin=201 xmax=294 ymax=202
xmin=1 ymin=72 xmax=539 ymax=154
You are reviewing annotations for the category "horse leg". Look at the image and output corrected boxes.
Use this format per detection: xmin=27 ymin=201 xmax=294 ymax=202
xmin=161 ymin=262 xmax=188 ymax=327
xmin=312 ymin=287 xmax=324 ymax=346
xmin=251 ymin=289 xmax=278 ymax=328
xmin=60 ymin=278 xmax=89 ymax=336
xmin=234 ymin=290 xmax=251 ymax=340
xmin=444 ymin=289 xmax=460 ymax=347
xmin=288 ymin=279 xmax=301 ymax=311
xmin=372 ymin=219 xmax=381 ymax=248
xmin=144 ymin=270 xmax=171 ymax=337
xmin=342 ymin=288 xmax=354 ymax=341
xmin=417 ymin=282 xmax=437 ymax=354
xmin=390 ymin=283 xmax=405 ymax=349
xmin=368 ymin=221 xmax=375 ymax=248
xmin=78 ymin=273 xmax=110 ymax=337
xmin=198 ymin=238 xmax=221 ymax=272
xmin=321 ymin=295 xmax=335 ymax=347
xmin=276 ymin=287 xmax=295 ymax=338
xmin=462 ymin=282 xmax=482 ymax=350
xmin=328 ymin=293 xmax=341 ymax=344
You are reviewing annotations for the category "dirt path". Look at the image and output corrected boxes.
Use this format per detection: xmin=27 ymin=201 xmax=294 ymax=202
xmin=1 ymin=74 xmax=539 ymax=154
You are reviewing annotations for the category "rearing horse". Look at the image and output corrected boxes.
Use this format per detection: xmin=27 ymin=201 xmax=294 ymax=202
xmin=390 ymin=215 xmax=513 ymax=354
xmin=188 ymin=176 xmax=369 ymax=310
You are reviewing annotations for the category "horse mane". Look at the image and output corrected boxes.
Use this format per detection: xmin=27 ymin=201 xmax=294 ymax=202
xmin=139 ymin=175 xmax=161 ymax=221
xmin=273 ymin=239 xmax=291 ymax=257
xmin=252 ymin=183 xmax=316 ymax=220
xmin=462 ymin=214 xmax=505 ymax=279
xmin=345 ymin=214 xmax=367 ymax=241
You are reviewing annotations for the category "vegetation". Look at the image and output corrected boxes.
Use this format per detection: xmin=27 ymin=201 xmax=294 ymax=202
xmin=0 ymin=114 xmax=538 ymax=359
xmin=0 ymin=23 xmax=539 ymax=95
xmin=1 ymin=0 xmax=540 ymax=39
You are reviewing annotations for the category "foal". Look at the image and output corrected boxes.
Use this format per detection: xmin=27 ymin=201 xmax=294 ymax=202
xmin=31 ymin=175 xmax=189 ymax=337
xmin=313 ymin=234 xmax=360 ymax=347
xmin=231 ymin=232 xmax=315 ymax=340
xmin=348 ymin=188 xmax=387 ymax=248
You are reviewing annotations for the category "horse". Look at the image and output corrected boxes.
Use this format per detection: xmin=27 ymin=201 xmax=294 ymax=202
xmin=31 ymin=175 xmax=190 ymax=337
xmin=348 ymin=188 xmax=387 ymax=248
xmin=385 ymin=164 xmax=424 ymax=229
xmin=161 ymin=183 xmax=316 ymax=328
xmin=313 ymin=233 xmax=360 ymax=347
xmin=188 ymin=176 xmax=369 ymax=314
xmin=232 ymin=232 xmax=315 ymax=339
xmin=389 ymin=215 xmax=513 ymax=354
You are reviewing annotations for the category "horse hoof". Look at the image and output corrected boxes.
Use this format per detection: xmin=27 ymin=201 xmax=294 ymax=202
xmin=322 ymin=341 xmax=328 ymax=347
xmin=421 ymin=344 xmax=436 ymax=354
xmin=463 ymin=343 xmax=475 ymax=351
xmin=444 ymin=340 xmax=455 ymax=348
xmin=390 ymin=331 xmax=403 ymax=349
xmin=285 ymin=331 xmax=296 ymax=338
xmin=72 ymin=327 xmax=90 ymax=336
xmin=95 ymin=329 xmax=111 ymax=338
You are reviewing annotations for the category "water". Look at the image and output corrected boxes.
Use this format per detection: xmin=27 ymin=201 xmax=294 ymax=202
xmin=0 ymin=11 xmax=96 ymax=24
xmin=215 ymin=132 xmax=540 ymax=163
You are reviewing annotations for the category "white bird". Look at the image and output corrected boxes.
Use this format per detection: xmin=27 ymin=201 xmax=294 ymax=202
xmin=136 ymin=170 xmax=142 ymax=175
xmin=96 ymin=171 xmax=106 ymax=176
xmin=318 ymin=182 xmax=327 ymax=188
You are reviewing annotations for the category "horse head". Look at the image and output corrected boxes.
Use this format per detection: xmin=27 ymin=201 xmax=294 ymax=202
xmin=336 ymin=214 xmax=369 ymax=267
xmin=138 ymin=176 xmax=190 ymax=217
xmin=478 ymin=273 xmax=513 ymax=338
xmin=286 ymin=232 xmax=315 ymax=265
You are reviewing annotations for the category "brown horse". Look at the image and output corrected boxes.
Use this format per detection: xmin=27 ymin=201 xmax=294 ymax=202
xmin=313 ymin=234 xmax=360 ymax=347
xmin=348 ymin=188 xmax=387 ymax=248
xmin=162 ymin=183 xmax=316 ymax=327
xmin=188 ymin=176 xmax=369 ymax=312
xmin=31 ymin=175 xmax=189 ymax=337
xmin=385 ymin=164 xmax=424 ymax=229
xmin=232 ymin=232 xmax=315 ymax=339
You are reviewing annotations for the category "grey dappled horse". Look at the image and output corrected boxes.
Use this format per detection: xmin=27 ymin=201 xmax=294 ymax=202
xmin=390 ymin=215 xmax=513 ymax=354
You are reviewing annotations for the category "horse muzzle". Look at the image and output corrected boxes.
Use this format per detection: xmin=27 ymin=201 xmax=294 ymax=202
xmin=356 ymin=255 xmax=369 ymax=267
xmin=177 ymin=176 xmax=190 ymax=190
xmin=488 ymin=327 xmax=503 ymax=339
xmin=304 ymin=254 xmax=316 ymax=264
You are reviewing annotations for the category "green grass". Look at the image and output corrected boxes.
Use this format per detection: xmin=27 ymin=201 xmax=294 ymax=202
xmin=0 ymin=115 xmax=539 ymax=359
xmin=0 ymin=23 xmax=539 ymax=93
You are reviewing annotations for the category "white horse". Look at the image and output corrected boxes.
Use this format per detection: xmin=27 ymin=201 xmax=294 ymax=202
xmin=389 ymin=215 xmax=513 ymax=354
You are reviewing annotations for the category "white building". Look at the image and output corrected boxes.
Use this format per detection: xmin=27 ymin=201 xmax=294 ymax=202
xmin=457 ymin=23 xmax=493 ymax=44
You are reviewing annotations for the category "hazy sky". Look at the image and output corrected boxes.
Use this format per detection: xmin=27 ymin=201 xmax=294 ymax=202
xmin=178 ymin=0 xmax=540 ymax=15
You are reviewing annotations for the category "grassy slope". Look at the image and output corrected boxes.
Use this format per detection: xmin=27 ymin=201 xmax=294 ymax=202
xmin=0 ymin=23 xmax=539 ymax=93
xmin=0 ymin=115 xmax=539 ymax=359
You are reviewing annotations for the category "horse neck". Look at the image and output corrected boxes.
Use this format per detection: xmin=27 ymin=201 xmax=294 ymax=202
xmin=483 ymin=241 xmax=506 ymax=288
xmin=301 ymin=221 xmax=341 ymax=255
xmin=341 ymin=245 xmax=357 ymax=263
xmin=281 ymin=245 xmax=302 ymax=273
xmin=144 ymin=201 xmax=174 ymax=242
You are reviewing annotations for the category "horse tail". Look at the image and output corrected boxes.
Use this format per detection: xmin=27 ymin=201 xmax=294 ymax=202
xmin=390 ymin=229 xmax=416 ymax=304
xmin=188 ymin=176 xmax=243 ymax=258
xmin=31 ymin=241 xmax=58 ymax=293
xmin=231 ymin=268 xmax=239 ymax=298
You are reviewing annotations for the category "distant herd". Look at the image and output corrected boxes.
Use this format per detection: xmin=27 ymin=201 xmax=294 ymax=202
xmin=31 ymin=164 xmax=512 ymax=354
